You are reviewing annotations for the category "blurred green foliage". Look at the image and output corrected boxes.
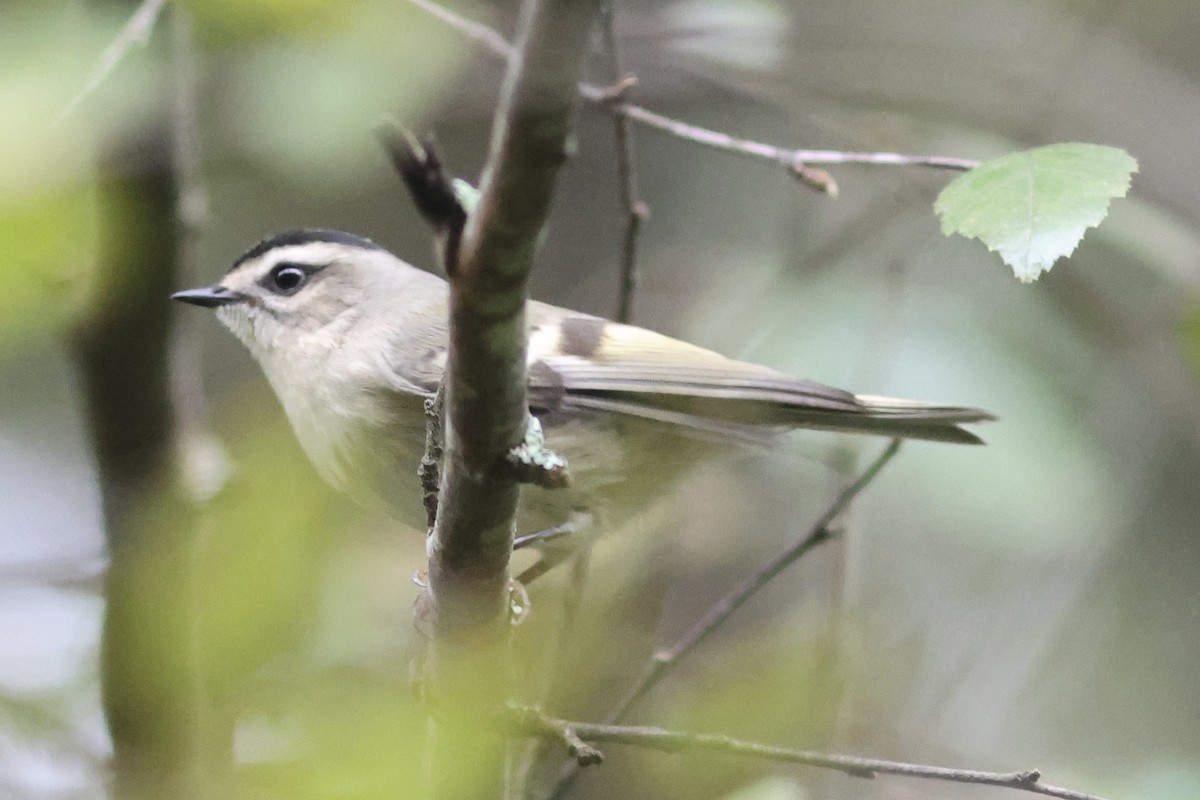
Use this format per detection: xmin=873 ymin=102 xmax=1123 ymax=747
xmin=195 ymin=396 xmax=345 ymax=692
xmin=207 ymin=0 xmax=467 ymax=182
xmin=0 ymin=186 xmax=97 ymax=349
xmin=0 ymin=13 xmax=98 ymax=352
xmin=1177 ymin=305 xmax=1200 ymax=379
xmin=186 ymin=0 xmax=349 ymax=41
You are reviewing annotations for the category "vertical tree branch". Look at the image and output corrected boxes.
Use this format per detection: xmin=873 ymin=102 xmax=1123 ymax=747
xmin=68 ymin=3 xmax=220 ymax=797
xmin=598 ymin=0 xmax=647 ymax=325
xmin=168 ymin=4 xmax=211 ymax=450
xmin=168 ymin=5 xmax=234 ymax=793
xmin=420 ymin=0 xmax=602 ymax=797
xmin=521 ymin=6 xmax=647 ymax=786
xmin=71 ymin=66 xmax=202 ymax=800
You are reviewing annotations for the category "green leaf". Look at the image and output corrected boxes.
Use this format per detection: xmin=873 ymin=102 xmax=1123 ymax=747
xmin=935 ymin=143 xmax=1137 ymax=282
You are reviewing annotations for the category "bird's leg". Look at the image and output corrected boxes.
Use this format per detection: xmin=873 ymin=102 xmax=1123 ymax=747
xmin=513 ymin=511 xmax=593 ymax=585
xmin=512 ymin=515 xmax=589 ymax=550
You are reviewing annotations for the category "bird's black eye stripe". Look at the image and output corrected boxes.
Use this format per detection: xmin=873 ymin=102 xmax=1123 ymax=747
xmin=265 ymin=262 xmax=318 ymax=295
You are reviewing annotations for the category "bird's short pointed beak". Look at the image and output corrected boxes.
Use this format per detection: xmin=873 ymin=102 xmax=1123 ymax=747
xmin=171 ymin=285 xmax=243 ymax=308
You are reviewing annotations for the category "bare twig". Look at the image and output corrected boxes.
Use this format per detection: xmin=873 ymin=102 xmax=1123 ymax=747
xmin=614 ymin=438 xmax=899 ymax=720
xmin=591 ymin=96 xmax=981 ymax=176
xmin=519 ymin=12 xmax=641 ymax=785
xmin=510 ymin=708 xmax=1108 ymax=800
xmin=547 ymin=439 xmax=902 ymax=799
xmin=511 ymin=707 xmax=604 ymax=767
xmin=167 ymin=6 xmax=235 ymax=793
xmin=406 ymin=0 xmax=514 ymax=60
xmin=405 ymin=0 xmax=981 ymax=184
xmin=397 ymin=0 xmax=602 ymax=797
xmin=598 ymin=0 xmax=648 ymax=323
xmin=618 ymin=102 xmax=982 ymax=174
xmin=168 ymin=4 xmax=227 ymax=504
xmin=57 ymin=0 xmax=171 ymax=126
xmin=71 ymin=40 xmax=199 ymax=800
xmin=168 ymin=7 xmax=205 ymax=277
xmin=519 ymin=9 xmax=643 ymax=772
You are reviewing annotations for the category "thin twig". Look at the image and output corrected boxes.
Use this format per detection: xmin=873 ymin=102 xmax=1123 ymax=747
xmin=597 ymin=98 xmax=981 ymax=174
xmin=598 ymin=0 xmax=648 ymax=323
xmin=616 ymin=438 xmax=899 ymax=719
xmin=57 ymin=0 xmax=171 ymax=126
xmin=168 ymin=4 xmax=233 ymax=790
xmin=518 ymin=5 xmax=640 ymax=779
xmin=509 ymin=707 xmax=1108 ymax=800
xmin=407 ymin=0 xmax=514 ymax=60
xmin=168 ymin=3 xmax=226 ymax=504
xmin=405 ymin=0 xmax=981 ymax=183
xmin=511 ymin=707 xmax=605 ymax=767
xmin=547 ymin=439 xmax=902 ymax=799
xmin=73 ymin=23 xmax=199 ymax=794
xmin=169 ymin=7 xmax=205 ymax=268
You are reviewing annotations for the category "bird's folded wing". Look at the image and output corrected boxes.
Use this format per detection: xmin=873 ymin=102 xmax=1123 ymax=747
xmin=525 ymin=307 xmax=993 ymax=444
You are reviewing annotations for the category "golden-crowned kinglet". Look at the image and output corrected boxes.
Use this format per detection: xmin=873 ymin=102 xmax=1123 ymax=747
xmin=173 ymin=229 xmax=993 ymax=535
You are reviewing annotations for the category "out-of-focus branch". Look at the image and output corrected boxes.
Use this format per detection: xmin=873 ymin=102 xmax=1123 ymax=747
xmin=390 ymin=0 xmax=602 ymax=797
xmin=616 ymin=438 xmax=899 ymax=717
xmin=593 ymin=99 xmax=981 ymax=181
xmin=404 ymin=0 xmax=981 ymax=191
xmin=168 ymin=4 xmax=227 ymax=504
xmin=598 ymin=0 xmax=648 ymax=324
xmin=166 ymin=7 xmax=234 ymax=794
xmin=407 ymin=0 xmax=514 ymax=61
xmin=548 ymin=439 xmax=902 ymax=798
xmin=57 ymin=0 xmax=170 ymax=126
xmin=510 ymin=707 xmax=1109 ymax=800
xmin=71 ymin=65 xmax=199 ymax=800
xmin=516 ymin=7 xmax=646 ymax=786
xmin=69 ymin=4 xmax=224 ymax=797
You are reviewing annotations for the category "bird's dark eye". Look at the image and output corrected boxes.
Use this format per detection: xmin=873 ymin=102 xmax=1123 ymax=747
xmin=268 ymin=264 xmax=308 ymax=294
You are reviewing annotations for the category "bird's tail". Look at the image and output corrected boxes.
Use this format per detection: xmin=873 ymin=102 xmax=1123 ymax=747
xmin=778 ymin=394 xmax=995 ymax=444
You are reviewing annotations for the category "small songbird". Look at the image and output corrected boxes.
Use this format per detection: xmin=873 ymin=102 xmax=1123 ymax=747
xmin=173 ymin=229 xmax=993 ymax=537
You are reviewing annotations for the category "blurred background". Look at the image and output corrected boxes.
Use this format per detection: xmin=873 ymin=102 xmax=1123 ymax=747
xmin=2 ymin=0 xmax=1198 ymax=798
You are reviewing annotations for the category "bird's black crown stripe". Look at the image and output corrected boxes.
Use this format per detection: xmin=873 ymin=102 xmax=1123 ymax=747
xmin=229 ymin=229 xmax=384 ymax=273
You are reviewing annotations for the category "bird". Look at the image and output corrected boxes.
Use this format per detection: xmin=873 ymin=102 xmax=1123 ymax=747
xmin=172 ymin=229 xmax=994 ymax=540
